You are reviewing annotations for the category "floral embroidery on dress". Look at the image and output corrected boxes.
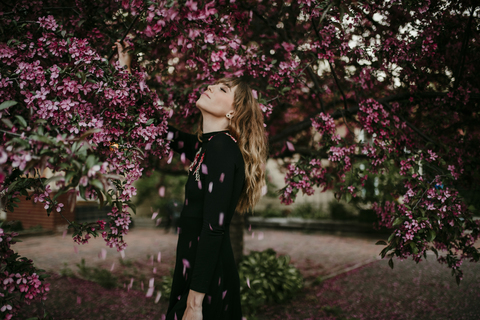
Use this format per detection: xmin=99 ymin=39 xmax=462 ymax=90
xmin=189 ymin=132 xmax=237 ymax=181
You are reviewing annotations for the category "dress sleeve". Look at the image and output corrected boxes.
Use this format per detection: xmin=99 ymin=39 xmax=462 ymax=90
xmin=190 ymin=135 xmax=239 ymax=293
xmin=167 ymin=124 xmax=200 ymax=162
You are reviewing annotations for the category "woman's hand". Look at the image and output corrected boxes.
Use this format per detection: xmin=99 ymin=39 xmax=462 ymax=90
xmin=112 ymin=39 xmax=132 ymax=74
xmin=182 ymin=289 xmax=204 ymax=320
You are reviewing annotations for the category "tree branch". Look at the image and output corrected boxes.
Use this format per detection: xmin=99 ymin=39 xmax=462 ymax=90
xmin=453 ymin=5 xmax=476 ymax=90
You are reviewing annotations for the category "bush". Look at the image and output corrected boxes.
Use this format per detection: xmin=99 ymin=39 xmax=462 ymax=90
xmin=328 ymin=201 xmax=355 ymax=220
xmin=76 ymin=259 xmax=117 ymax=289
xmin=254 ymin=204 xmax=283 ymax=218
xmin=238 ymin=248 xmax=303 ymax=316
xmin=290 ymin=203 xmax=328 ymax=219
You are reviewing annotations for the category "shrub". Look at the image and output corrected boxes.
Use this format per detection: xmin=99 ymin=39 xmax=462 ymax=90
xmin=238 ymin=248 xmax=303 ymax=316
xmin=76 ymin=259 xmax=117 ymax=289
xmin=328 ymin=200 xmax=355 ymax=220
xmin=290 ymin=202 xmax=328 ymax=219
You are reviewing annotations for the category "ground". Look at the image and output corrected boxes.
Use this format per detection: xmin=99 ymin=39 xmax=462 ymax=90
xmin=11 ymin=228 xmax=480 ymax=319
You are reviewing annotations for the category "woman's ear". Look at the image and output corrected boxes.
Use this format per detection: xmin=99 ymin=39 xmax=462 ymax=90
xmin=226 ymin=111 xmax=235 ymax=119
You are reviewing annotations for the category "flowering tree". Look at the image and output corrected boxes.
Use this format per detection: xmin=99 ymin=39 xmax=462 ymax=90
xmin=1 ymin=0 xmax=479 ymax=317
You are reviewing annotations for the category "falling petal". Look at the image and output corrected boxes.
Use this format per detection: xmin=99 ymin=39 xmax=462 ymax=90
xmin=168 ymin=109 xmax=174 ymax=118
xmin=167 ymin=131 xmax=174 ymax=140
xmin=261 ymin=185 xmax=268 ymax=196
xmin=62 ymin=229 xmax=67 ymax=238
xmin=218 ymin=277 xmax=221 ymax=286
xmin=219 ymin=173 xmax=225 ymax=182
xmin=197 ymin=181 xmax=202 ymax=189
xmin=219 ymin=213 xmax=224 ymax=226
xmin=258 ymin=232 xmax=264 ymax=240
xmin=157 ymin=252 xmax=162 ymax=263
xmin=207 ymin=295 xmax=212 ymax=304
xmin=152 ymin=211 xmax=159 ymax=220
xmin=209 ymin=223 xmax=213 ymax=231
xmin=286 ymin=141 xmax=295 ymax=151
xmin=208 ymin=182 xmax=213 ymax=193
xmin=178 ymin=141 xmax=184 ymax=149
xmin=183 ymin=259 xmax=190 ymax=268
xmin=141 ymin=281 xmax=144 ymax=291
xmin=73 ymin=246 xmax=78 ymax=254
xmin=110 ymin=262 xmax=115 ymax=271
xmin=222 ymin=290 xmax=227 ymax=299
xmin=177 ymin=227 xmax=181 ymax=234
xmin=120 ymin=250 xmax=125 ymax=259
xmin=185 ymin=199 xmax=188 ymax=205
xmin=77 ymin=296 xmax=81 ymax=304
xmin=156 ymin=218 xmax=162 ymax=226
xmin=246 ymin=277 xmax=251 ymax=288
xmin=174 ymin=313 xmax=178 ymax=320
xmin=181 ymin=153 xmax=186 ymax=163
xmin=99 ymin=249 xmax=107 ymax=260
xmin=155 ymin=291 xmax=162 ymax=304
xmin=146 ymin=287 xmax=154 ymax=298
xmin=167 ymin=152 xmax=173 ymax=164
xmin=149 ymin=278 xmax=155 ymax=288
xmin=201 ymin=164 xmax=208 ymax=174
xmin=159 ymin=186 xmax=165 ymax=197
xmin=189 ymin=241 xmax=192 ymax=248
xmin=153 ymin=267 xmax=157 ymax=274
xmin=251 ymin=232 xmax=255 ymax=238
xmin=248 ymin=224 xmax=252 ymax=232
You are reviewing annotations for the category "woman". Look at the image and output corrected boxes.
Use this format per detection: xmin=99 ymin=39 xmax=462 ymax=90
xmin=114 ymin=41 xmax=268 ymax=320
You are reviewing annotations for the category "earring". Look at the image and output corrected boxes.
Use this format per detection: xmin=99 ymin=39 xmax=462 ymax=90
xmin=226 ymin=114 xmax=232 ymax=126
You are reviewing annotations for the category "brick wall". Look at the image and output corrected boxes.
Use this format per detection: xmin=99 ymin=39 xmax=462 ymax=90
xmin=6 ymin=192 xmax=76 ymax=232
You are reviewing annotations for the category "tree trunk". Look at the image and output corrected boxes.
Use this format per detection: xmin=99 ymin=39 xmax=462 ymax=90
xmin=230 ymin=212 xmax=244 ymax=265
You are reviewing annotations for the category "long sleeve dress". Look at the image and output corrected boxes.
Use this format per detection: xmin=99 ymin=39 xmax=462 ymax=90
xmin=165 ymin=126 xmax=244 ymax=320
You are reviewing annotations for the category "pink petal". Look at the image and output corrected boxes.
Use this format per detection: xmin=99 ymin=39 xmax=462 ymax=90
xmin=208 ymin=182 xmax=213 ymax=193
xmin=258 ymin=232 xmax=264 ymax=240
xmin=155 ymin=291 xmax=162 ymax=303
xmin=201 ymin=164 xmax=208 ymax=174
xmin=156 ymin=218 xmax=162 ymax=226
xmin=219 ymin=173 xmax=225 ymax=182
xmin=151 ymin=212 xmax=159 ymax=220
xmin=158 ymin=186 xmax=165 ymax=197
xmin=181 ymin=153 xmax=186 ymax=163
xmin=110 ymin=262 xmax=115 ymax=271
xmin=153 ymin=267 xmax=157 ymax=274
xmin=286 ymin=141 xmax=295 ymax=151
xmin=146 ymin=287 xmax=154 ymax=298
xmin=73 ymin=246 xmax=78 ymax=254
xmin=149 ymin=278 xmax=155 ymax=288
xmin=157 ymin=252 xmax=162 ymax=263
xmin=77 ymin=296 xmax=81 ymax=304
xmin=222 ymin=290 xmax=227 ymax=299
xmin=197 ymin=181 xmax=202 ymax=189
xmin=246 ymin=277 xmax=251 ymax=288
xmin=62 ymin=229 xmax=67 ymax=238
xmin=219 ymin=213 xmax=224 ymax=226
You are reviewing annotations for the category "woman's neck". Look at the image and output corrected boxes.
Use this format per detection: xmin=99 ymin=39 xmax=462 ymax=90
xmin=202 ymin=113 xmax=229 ymax=133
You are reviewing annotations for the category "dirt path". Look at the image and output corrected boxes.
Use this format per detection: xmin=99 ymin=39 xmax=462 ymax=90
xmin=14 ymin=228 xmax=384 ymax=280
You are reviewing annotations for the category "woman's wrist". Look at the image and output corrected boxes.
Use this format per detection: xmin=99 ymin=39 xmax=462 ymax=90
xmin=187 ymin=289 xmax=205 ymax=308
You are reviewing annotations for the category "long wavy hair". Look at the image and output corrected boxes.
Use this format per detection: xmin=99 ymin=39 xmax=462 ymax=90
xmin=197 ymin=77 xmax=268 ymax=214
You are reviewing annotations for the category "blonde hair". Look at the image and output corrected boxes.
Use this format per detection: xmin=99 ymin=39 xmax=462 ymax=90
xmin=197 ymin=78 xmax=268 ymax=213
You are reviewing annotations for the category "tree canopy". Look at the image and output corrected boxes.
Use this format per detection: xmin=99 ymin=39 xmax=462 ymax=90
xmin=1 ymin=0 xmax=479 ymax=317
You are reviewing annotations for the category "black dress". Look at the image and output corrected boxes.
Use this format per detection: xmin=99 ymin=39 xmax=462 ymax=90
xmin=166 ymin=126 xmax=244 ymax=320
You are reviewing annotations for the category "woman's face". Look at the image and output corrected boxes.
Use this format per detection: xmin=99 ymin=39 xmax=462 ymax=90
xmin=196 ymin=83 xmax=237 ymax=118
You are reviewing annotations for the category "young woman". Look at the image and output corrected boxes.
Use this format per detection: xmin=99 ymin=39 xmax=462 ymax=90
xmin=114 ymin=41 xmax=268 ymax=320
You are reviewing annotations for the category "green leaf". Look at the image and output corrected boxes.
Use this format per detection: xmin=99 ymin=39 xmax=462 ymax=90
xmin=86 ymin=154 xmax=96 ymax=169
xmin=0 ymin=100 xmax=17 ymax=110
xmin=14 ymin=115 xmax=27 ymax=128
xmin=388 ymin=258 xmax=394 ymax=269
xmin=392 ymin=218 xmax=403 ymax=226
xmin=146 ymin=118 xmax=155 ymax=126
xmin=345 ymin=192 xmax=352 ymax=203
xmin=375 ymin=240 xmax=387 ymax=245
xmin=89 ymin=179 xmax=104 ymax=191
xmin=1 ymin=118 xmax=14 ymax=128
xmin=427 ymin=230 xmax=436 ymax=242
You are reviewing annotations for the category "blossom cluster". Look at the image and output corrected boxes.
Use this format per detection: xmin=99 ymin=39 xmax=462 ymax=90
xmin=0 ymin=228 xmax=50 ymax=320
